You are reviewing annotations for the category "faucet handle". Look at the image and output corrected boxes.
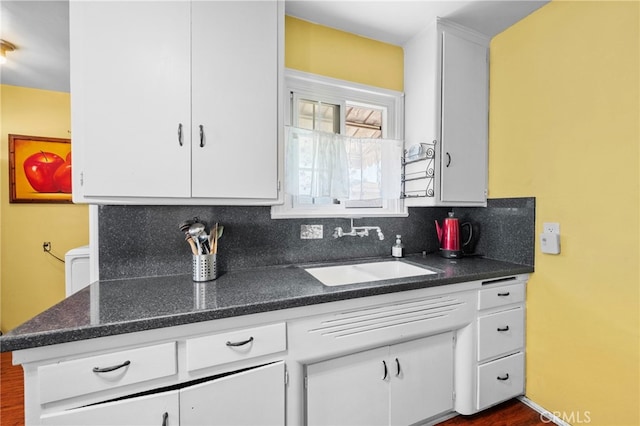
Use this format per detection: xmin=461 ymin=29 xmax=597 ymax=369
xmin=333 ymin=227 xmax=343 ymax=238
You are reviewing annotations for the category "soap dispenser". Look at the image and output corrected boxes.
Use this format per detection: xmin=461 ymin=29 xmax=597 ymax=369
xmin=392 ymin=235 xmax=404 ymax=258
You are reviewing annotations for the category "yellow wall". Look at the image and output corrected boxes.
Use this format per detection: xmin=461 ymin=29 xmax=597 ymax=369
xmin=0 ymin=85 xmax=89 ymax=332
xmin=285 ymin=15 xmax=404 ymax=91
xmin=489 ymin=2 xmax=639 ymax=425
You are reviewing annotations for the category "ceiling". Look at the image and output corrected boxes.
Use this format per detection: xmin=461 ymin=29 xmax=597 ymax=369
xmin=0 ymin=0 xmax=549 ymax=93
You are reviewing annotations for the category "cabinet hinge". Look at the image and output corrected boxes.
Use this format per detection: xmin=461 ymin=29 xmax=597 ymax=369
xmin=452 ymin=390 xmax=456 ymax=404
xmin=303 ymin=376 xmax=308 ymax=389
xmin=284 ymin=365 xmax=289 ymax=386
xmin=278 ymin=181 xmax=281 ymax=192
xmin=80 ymin=171 xmax=84 ymax=186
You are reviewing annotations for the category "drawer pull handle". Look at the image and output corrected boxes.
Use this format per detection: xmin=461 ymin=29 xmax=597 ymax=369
xmin=226 ymin=336 xmax=254 ymax=347
xmin=382 ymin=360 xmax=388 ymax=380
xmin=497 ymin=373 xmax=510 ymax=381
xmin=498 ymin=292 xmax=510 ymax=296
xmin=497 ymin=326 xmax=510 ymax=332
xmin=395 ymin=358 xmax=401 ymax=377
xmin=177 ymin=123 xmax=183 ymax=146
xmin=92 ymin=360 xmax=131 ymax=373
xmin=162 ymin=412 xmax=168 ymax=426
xmin=199 ymin=124 xmax=205 ymax=147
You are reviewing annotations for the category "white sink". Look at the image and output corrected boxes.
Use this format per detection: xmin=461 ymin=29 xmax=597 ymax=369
xmin=305 ymin=260 xmax=437 ymax=286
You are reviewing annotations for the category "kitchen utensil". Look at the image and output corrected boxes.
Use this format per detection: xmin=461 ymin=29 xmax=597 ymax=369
xmin=208 ymin=225 xmax=224 ymax=253
xmin=198 ymin=233 xmax=210 ymax=254
xmin=185 ymin=235 xmax=198 ymax=255
xmin=212 ymin=223 xmax=219 ymax=254
xmin=435 ymin=212 xmax=473 ymax=258
xmin=189 ymin=222 xmax=206 ymax=254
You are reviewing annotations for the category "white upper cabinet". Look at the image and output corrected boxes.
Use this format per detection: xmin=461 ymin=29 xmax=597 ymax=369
xmin=191 ymin=2 xmax=279 ymax=200
xmin=403 ymin=19 xmax=489 ymax=206
xmin=70 ymin=1 xmax=192 ymax=200
xmin=70 ymin=1 xmax=283 ymax=205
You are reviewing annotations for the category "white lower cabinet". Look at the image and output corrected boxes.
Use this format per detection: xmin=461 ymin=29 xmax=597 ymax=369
xmin=475 ymin=282 xmax=526 ymax=411
xmin=16 ymin=275 xmax=530 ymax=425
xmin=306 ymin=332 xmax=454 ymax=426
xmin=180 ymin=362 xmax=285 ymax=426
xmin=41 ymin=362 xmax=285 ymax=426
xmin=41 ymin=390 xmax=179 ymax=426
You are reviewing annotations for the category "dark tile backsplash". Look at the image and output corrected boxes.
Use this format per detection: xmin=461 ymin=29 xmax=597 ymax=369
xmin=454 ymin=197 xmax=536 ymax=266
xmin=98 ymin=197 xmax=535 ymax=280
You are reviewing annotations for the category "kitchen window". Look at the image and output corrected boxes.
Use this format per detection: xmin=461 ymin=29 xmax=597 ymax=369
xmin=271 ymin=69 xmax=406 ymax=218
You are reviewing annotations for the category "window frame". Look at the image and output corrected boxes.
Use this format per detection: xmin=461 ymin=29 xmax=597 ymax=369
xmin=271 ymin=69 xmax=407 ymax=219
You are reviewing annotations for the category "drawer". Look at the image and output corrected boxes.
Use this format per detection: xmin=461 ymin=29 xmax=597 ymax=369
xmin=186 ymin=322 xmax=286 ymax=372
xmin=477 ymin=307 xmax=524 ymax=361
xmin=477 ymin=352 xmax=524 ymax=410
xmin=39 ymin=342 xmax=177 ymax=404
xmin=478 ymin=283 xmax=525 ymax=310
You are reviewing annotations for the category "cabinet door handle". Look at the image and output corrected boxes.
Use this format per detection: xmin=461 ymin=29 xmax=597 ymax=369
xmin=162 ymin=412 xmax=168 ymax=426
xmin=92 ymin=360 xmax=131 ymax=373
xmin=199 ymin=124 xmax=204 ymax=147
xmin=497 ymin=373 xmax=510 ymax=381
xmin=226 ymin=336 xmax=254 ymax=347
xmin=497 ymin=326 xmax=510 ymax=332
xmin=498 ymin=292 xmax=510 ymax=296
xmin=395 ymin=358 xmax=401 ymax=377
xmin=382 ymin=360 xmax=388 ymax=380
xmin=177 ymin=123 xmax=183 ymax=146
xmin=445 ymin=152 xmax=451 ymax=167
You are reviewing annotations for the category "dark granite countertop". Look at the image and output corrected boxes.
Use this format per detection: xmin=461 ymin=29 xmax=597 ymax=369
xmin=0 ymin=254 xmax=533 ymax=352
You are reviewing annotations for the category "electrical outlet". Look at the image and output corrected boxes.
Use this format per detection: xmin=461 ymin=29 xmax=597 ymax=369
xmin=543 ymin=222 xmax=560 ymax=234
xmin=301 ymin=225 xmax=323 ymax=239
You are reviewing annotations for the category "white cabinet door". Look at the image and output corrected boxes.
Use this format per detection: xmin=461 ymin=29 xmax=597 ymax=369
xmin=306 ymin=347 xmax=389 ymax=426
xmin=70 ymin=1 xmax=191 ymax=199
xmin=191 ymin=1 xmax=279 ymax=200
xmin=180 ymin=361 xmax=285 ymax=426
xmin=403 ymin=19 xmax=488 ymax=207
xmin=440 ymin=31 xmax=488 ymax=203
xmin=306 ymin=334 xmax=455 ymax=426
xmin=41 ymin=390 xmax=179 ymax=426
xmin=389 ymin=333 xmax=454 ymax=425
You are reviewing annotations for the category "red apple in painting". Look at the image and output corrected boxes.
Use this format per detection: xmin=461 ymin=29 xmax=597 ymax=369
xmin=53 ymin=159 xmax=72 ymax=193
xmin=23 ymin=151 xmax=65 ymax=193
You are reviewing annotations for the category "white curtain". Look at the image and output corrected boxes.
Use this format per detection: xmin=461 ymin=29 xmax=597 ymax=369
xmin=285 ymin=126 xmax=402 ymax=201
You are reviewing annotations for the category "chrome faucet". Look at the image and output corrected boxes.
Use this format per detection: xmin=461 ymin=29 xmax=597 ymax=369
xmin=333 ymin=218 xmax=384 ymax=240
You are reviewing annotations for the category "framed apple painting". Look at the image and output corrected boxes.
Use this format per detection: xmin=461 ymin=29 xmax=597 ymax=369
xmin=9 ymin=134 xmax=73 ymax=203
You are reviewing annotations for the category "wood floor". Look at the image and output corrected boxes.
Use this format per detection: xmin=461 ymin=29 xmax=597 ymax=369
xmin=436 ymin=398 xmax=549 ymax=426
xmin=1 ymin=352 xmax=25 ymax=426
xmin=1 ymin=351 xmax=547 ymax=426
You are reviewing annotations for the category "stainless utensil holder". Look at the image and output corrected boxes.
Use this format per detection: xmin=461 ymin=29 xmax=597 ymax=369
xmin=192 ymin=254 xmax=217 ymax=282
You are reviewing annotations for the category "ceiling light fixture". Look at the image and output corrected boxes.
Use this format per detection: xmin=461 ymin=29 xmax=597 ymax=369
xmin=0 ymin=40 xmax=17 ymax=65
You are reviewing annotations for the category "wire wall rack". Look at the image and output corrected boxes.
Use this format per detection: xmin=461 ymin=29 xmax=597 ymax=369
xmin=401 ymin=140 xmax=436 ymax=199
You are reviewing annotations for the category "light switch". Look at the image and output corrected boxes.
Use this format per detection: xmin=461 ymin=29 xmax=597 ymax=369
xmin=540 ymin=232 xmax=561 ymax=254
